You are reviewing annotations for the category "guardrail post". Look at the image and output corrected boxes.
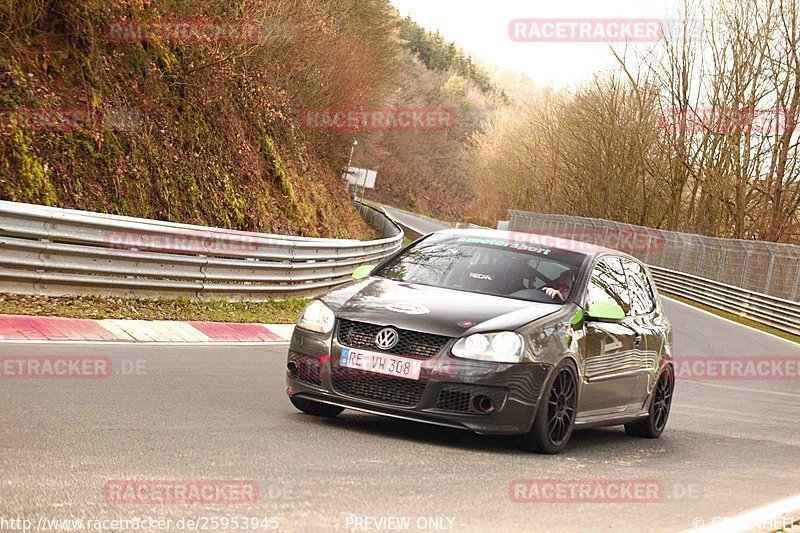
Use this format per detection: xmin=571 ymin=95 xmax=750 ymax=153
xmin=657 ymin=232 xmax=669 ymax=268
xmin=765 ymin=254 xmax=775 ymax=295
xmin=677 ymin=235 xmax=688 ymax=272
xmin=740 ymin=250 xmax=750 ymax=290
xmin=695 ymin=240 xmax=706 ymax=275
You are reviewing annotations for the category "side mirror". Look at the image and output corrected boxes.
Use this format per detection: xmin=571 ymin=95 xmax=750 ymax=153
xmin=351 ymin=265 xmax=375 ymax=280
xmin=586 ymin=301 xmax=625 ymax=322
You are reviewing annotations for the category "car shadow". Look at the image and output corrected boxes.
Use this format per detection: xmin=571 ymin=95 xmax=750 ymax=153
xmin=285 ymin=409 xmax=650 ymax=457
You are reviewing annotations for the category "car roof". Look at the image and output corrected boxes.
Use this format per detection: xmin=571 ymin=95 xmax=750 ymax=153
xmin=434 ymin=228 xmax=629 ymax=259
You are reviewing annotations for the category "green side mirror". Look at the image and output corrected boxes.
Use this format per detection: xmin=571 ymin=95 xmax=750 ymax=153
xmin=351 ymin=265 xmax=375 ymax=280
xmin=586 ymin=301 xmax=625 ymax=322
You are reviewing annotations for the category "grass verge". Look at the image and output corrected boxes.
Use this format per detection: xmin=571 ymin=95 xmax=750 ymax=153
xmin=0 ymin=293 xmax=307 ymax=324
xmin=662 ymin=292 xmax=800 ymax=345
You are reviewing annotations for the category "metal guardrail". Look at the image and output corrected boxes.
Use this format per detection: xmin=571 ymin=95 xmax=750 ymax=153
xmin=453 ymin=222 xmax=487 ymax=230
xmin=508 ymin=209 xmax=800 ymax=337
xmin=649 ymin=266 xmax=800 ymax=336
xmin=0 ymin=200 xmax=402 ymax=300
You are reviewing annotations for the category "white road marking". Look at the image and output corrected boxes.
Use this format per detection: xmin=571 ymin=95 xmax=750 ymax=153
xmin=680 ymin=380 xmax=800 ymax=399
xmin=671 ymin=404 xmax=798 ymax=424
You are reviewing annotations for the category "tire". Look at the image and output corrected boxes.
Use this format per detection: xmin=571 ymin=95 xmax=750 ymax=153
xmin=520 ymin=360 xmax=578 ymax=454
xmin=290 ymin=396 xmax=344 ymax=418
xmin=624 ymin=366 xmax=674 ymax=438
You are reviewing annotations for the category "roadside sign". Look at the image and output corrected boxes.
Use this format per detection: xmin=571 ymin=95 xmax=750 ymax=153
xmin=343 ymin=167 xmax=377 ymax=189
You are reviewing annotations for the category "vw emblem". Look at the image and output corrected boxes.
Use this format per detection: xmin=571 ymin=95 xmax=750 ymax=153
xmin=375 ymin=327 xmax=399 ymax=351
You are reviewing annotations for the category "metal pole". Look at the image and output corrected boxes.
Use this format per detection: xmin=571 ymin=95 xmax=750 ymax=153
xmin=346 ymin=139 xmax=358 ymax=196
xmin=740 ymin=247 xmax=750 ymax=289
xmin=347 ymin=140 xmax=356 ymax=169
xmin=765 ymin=253 xmax=776 ymax=295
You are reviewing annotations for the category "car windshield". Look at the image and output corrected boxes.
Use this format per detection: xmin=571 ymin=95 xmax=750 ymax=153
xmin=374 ymin=234 xmax=587 ymax=303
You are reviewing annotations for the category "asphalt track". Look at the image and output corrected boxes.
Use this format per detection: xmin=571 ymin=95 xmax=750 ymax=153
xmin=1 ymin=207 xmax=798 ymax=532
xmin=380 ymin=205 xmax=451 ymax=236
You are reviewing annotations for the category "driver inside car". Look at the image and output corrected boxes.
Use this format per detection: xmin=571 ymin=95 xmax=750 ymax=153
xmin=542 ymin=270 xmax=575 ymax=302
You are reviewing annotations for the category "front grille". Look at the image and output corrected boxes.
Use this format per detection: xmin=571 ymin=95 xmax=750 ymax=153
xmin=288 ymin=351 xmax=322 ymax=387
xmin=337 ymin=319 xmax=450 ymax=359
xmin=331 ymin=366 xmax=426 ymax=407
xmin=434 ymin=384 xmax=508 ymax=414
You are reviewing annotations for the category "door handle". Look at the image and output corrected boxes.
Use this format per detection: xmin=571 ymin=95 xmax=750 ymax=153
xmin=634 ymin=334 xmax=643 ymax=346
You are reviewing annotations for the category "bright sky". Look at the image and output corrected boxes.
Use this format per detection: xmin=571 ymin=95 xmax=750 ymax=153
xmin=389 ymin=0 xmax=678 ymax=89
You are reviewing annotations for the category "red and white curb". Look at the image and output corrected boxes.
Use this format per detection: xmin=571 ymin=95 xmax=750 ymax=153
xmin=0 ymin=314 xmax=294 ymax=343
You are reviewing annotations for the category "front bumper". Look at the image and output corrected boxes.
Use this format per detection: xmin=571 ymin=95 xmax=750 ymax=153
xmin=285 ymin=326 xmax=552 ymax=435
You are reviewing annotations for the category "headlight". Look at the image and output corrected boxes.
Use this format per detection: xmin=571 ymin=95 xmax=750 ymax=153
xmin=451 ymin=331 xmax=524 ymax=363
xmin=297 ymin=300 xmax=335 ymax=334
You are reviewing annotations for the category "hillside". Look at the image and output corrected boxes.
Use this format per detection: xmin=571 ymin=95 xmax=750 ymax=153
xmin=363 ymin=17 xmax=506 ymax=220
xmin=0 ymin=0 xmax=512 ymax=234
xmin=0 ymin=0 xmax=403 ymax=238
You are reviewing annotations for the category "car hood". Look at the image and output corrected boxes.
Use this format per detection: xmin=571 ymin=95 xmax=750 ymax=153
xmin=321 ymin=277 xmax=561 ymax=338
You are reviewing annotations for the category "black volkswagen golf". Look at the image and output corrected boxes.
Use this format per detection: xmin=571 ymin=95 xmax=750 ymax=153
xmin=285 ymin=229 xmax=674 ymax=453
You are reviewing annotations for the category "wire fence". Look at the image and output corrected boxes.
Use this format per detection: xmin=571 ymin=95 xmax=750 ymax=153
xmin=507 ymin=210 xmax=800 ymax=302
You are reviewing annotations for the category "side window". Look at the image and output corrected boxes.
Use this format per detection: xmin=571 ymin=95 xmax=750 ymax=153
xmin=624 ymin=259 xmax=657 ymax=316
xmin=586 ymin=257 xmax=631 ymax=315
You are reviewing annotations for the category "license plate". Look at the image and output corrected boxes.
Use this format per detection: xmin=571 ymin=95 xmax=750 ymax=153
xmin=339 ymin=348 xmax=423 ymax=381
